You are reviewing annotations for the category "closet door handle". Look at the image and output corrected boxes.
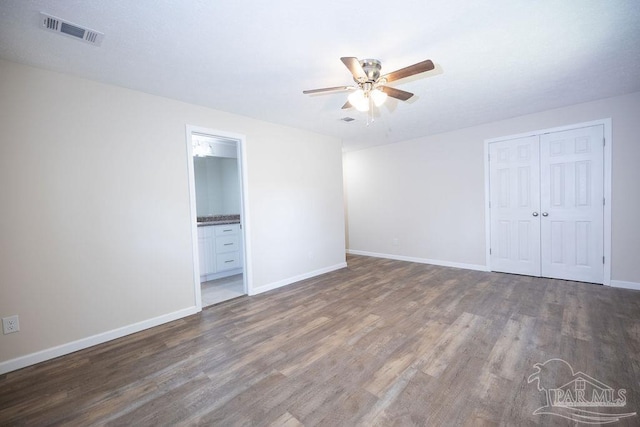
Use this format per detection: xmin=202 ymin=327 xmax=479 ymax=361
xmin=532 ymin=212 xmax=539 ymax=217
xmin=542 ymin=212 xmax=549 ymax=217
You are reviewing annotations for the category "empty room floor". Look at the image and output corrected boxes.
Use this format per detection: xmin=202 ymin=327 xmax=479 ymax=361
xmin=1 ymin=255 xmax=639 ymax=425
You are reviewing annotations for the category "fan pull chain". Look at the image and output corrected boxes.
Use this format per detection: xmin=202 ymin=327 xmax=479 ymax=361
xmin=366 ymin=98 xmax=376 ymax=126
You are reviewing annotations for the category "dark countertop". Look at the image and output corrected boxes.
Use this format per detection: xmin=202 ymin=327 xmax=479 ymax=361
xmin=197 ymin=214 xmax=240 ymax=227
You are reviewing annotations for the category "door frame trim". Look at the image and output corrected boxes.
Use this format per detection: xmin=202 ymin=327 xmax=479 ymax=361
xmin=185 ymin=125 xmax=252 ymax=310
xmin=483 ymin=118 xmax=612 ymax=285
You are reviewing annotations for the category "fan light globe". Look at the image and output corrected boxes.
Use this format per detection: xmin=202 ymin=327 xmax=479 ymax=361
xmin=348 ymin=89 xmax=369 ymax=112
xmin=371 ymin=89 xmax=388 ymax=107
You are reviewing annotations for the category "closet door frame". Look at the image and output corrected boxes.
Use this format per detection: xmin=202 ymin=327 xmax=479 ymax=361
xmin=484 ymin=118 xmax=612 ymax=286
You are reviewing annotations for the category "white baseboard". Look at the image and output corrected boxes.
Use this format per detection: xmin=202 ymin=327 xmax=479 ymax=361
xmin=347 ymin=249 xmax=490 ymax=272
xmin=0 ymin=306 xmax=199 ymax=375
xmin=610 ymin=279 xmax=640 ymax=291
xmin=249 ymin=262 xmax=348 ymax=296
xmin=348 ymin=251 xmax=639 ymax=290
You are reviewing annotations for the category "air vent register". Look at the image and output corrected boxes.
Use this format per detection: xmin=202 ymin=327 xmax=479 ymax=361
xmin=40 ymin=12 xmax=104 ymax=46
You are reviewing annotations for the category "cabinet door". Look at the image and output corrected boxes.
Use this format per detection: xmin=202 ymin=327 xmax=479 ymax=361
xmin=197 ymin=227 xmax=207 ymax=276
xmin=198 ymin=226 xmax=215 ymax=277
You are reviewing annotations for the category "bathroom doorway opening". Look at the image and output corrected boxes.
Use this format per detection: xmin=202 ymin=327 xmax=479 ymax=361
xmin=185 ymin=125 xmax=250 ymax=308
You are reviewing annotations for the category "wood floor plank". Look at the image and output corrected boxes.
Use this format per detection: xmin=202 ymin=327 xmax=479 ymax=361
xmin=1 ymin=254 xmax=639 ymax=426
xmin=278 ymin=313 xmax=380 ymax=377
xmin=268 ymin=411 xmax=304 ymax=427
xmin=364 ymin=320 xmax=448 ymax=397
xmin=485 ymin=314 xmax=537 ymax=381
xmin=420 ymin=312 xmax=492 ymax=378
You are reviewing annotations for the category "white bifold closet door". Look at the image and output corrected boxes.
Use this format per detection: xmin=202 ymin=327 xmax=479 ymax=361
xmin=489 ymin=125 xmax=604 ymax=284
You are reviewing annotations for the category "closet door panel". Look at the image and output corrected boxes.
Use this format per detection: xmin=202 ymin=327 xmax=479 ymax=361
xmin=489 ymin=136 xmax=541 ymax=276
xmin=540 ymin=125 xmax=604 ymax=283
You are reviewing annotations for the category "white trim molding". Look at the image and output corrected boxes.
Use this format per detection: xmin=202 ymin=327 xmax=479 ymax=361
xmin=0 ymin=306 xmax=199 ymax=375
xmin=610 ymin=280 xmax=640 ymax=291
xmin=185 ymin=125 xmax=252 ymax=307
xmin=347 ymin=249 xmax=489 ymax=272
xmin=249 ymin=262 xmax=348 ymax=296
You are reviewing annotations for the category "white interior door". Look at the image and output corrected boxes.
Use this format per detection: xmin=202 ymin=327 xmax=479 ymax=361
xmin=488 ymin=125 xmax=605 ymax=284
xmin=540 ymin=125 xmax=604 ymax=283
xmin=489 ymin=135 xmax=541 ymax=276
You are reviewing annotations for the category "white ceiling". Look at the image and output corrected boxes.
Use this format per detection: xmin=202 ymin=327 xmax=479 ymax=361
xmin=1 ymin=1 xmax=639 ymax=151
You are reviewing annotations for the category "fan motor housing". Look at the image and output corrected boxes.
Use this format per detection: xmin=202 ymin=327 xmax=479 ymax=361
xmin=358 ymin=59 xmax=382 ymax=82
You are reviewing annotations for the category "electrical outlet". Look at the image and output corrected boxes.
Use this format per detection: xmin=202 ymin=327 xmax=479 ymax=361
xmin=2 ymin=315 xmax=20 ymax=334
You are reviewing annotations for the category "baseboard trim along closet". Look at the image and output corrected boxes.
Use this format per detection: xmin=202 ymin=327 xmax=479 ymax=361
xmin=249 ymin=262 xmax=348 ymax=296
xmin=0 ymin=306 xmax=200 ymax=375
xmin=347 ymin=249 xmax=489 ymax=272
xmin=610 ymin=280 xmax=640 ymax=291
xmin=348 ymin=250 xmax=640 ymax=290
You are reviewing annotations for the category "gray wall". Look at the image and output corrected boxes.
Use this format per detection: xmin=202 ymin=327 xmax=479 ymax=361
xmin=0 ymin=59 xmax=346 ymax=369
xmin=344 ymin=91 xmax=640 ymax=284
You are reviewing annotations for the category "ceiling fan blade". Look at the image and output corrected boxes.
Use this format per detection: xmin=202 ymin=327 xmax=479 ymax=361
xmin=303 ymin=86 xmax=351 ymax=95
xmin=341 ymin=101 xmax=352 ymax=109
xmin=380 ymin=86 xmax=414 ymax=101
xmin=382 ymin=59 xmax=434 ymax=83
xmin=340 ymin=57 xmax=367 ymax=81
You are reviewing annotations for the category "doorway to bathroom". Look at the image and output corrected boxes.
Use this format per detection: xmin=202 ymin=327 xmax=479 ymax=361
xmin=186 ymin=125 xmax=250 ymax=308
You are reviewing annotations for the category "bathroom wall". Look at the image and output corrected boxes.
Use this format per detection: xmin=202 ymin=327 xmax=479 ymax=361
xmin=194 ymin=156 xmax=240 ymax=216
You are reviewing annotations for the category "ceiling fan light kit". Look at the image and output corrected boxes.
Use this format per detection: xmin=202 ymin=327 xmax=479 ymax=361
xmin=303 ymin=56 xmax=435 ymax=116
xmin=347 ymin=87 xmax=388 ymax=112
xmin=371 ymin=88 xmax=388 ymax=107
xmin=348 ymin=89 xmax=369 ymax=112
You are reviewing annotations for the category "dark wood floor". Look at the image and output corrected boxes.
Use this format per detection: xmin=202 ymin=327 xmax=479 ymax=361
xmin=2 ymin=255 xmax=639 ymax=426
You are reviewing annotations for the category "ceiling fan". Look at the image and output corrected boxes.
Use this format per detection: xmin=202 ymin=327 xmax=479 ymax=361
xmin=303 ymin=57 xmax=435 ymax=112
